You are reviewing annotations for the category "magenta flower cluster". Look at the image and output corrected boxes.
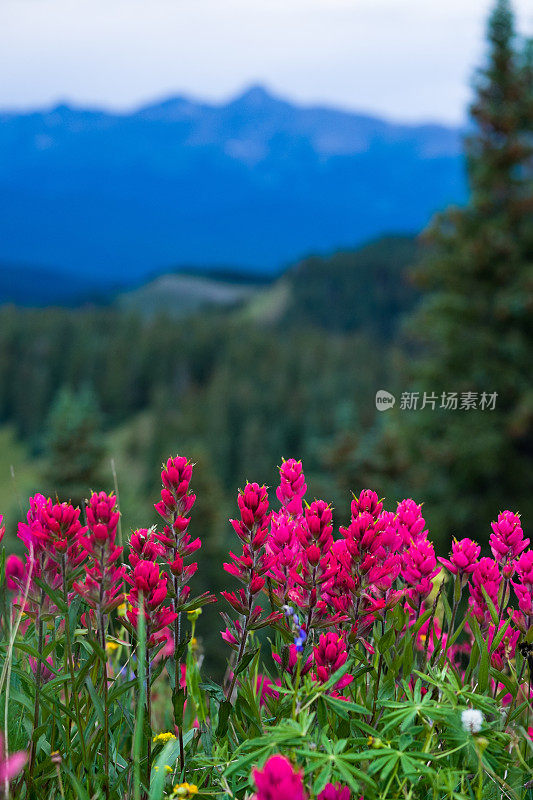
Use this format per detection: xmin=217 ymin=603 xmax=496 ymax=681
xmin=219 ymin=457 xmax=528 ymax=704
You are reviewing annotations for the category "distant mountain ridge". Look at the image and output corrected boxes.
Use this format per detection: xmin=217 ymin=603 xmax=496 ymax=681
xmin=0 ymin=85 xmax=466 ymax=280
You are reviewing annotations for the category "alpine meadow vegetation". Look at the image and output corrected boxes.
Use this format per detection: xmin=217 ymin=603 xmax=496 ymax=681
xmin=1 ymin=455 xmax=533 ymax=800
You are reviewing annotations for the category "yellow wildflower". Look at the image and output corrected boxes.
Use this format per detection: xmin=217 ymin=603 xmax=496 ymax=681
xmin=152 ymin=732 xmax=176 ymax=745
xmin=106 ymin=641 xmax=119 ymax=653
xmin=172 ymin=783 xmax=198 ymax=798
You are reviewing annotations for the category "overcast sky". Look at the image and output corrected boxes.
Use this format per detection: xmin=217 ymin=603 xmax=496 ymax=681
xmin=0 ymin=0 xmax=531 ymax=124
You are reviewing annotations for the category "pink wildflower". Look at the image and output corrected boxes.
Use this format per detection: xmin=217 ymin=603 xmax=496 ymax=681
xmin=351 ymin=490 xmax=383 ymax=520
xmin=222 ymin=483 xmax=281 ymax=654
xmin=223 ymin=484 xmax=273 ymax=607
xmin=231 ymin=482 xmax=270 ymax=546
xmin=41 ymin=501 xmax=85 ymax=558
xmin=490 ymin=511 xmax=528 ymax=578
xmin=0 ymin=734 xmax=27 ymax=784
xmin=512 ymin=551 xmax=533 ymax=630
xmin=395 ymin=498 xmax=427 ymax=547
xmin=29 ymin=653 xmax=56 ymax=684
xmin=402 ymin=539 xmax=439 ymax=607
xmin=129 ymin=528 xmax=166 ymax=568
xmin=255 ymin=674 xmax=280 ymax=706
xmin=438 ymin=538 xmax=480 ymax=580
xmin=272 ymin=644 xmax=312 ymax=677
xmin=5 ymin=554 xmax=25 ymax=592
xmin=124 ymin=559 xmax=177 ymax=648
xmin=74 ymin=492 xmax=125 ymax=616
xmin=276 ymin=458 xmax=307 ymax=517
xmin=288 ymin=500 xmax=337 ymax=629
xmin=85 ymin=491 xmax=120 ymax=543
xmin=469 ymin=557 xmax=501 ymax=627
xmin=154 ymin=456 xmax=213 ymax=639
xmin=252 ymin=755 xmax=307 ymax=800
xmin=318 ymin=784 xmax=350 ymax=800
xmin=312 ymin=632 xmax=353 ymax=694
xmin=154 ymin=456 xmax=195 ymax=535
xmin=266 ymin=511 xmax=303 ymax=603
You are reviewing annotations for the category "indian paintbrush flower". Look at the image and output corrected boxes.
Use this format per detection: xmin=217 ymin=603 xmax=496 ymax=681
xmin=469 ymin=557 xmax=501 ymax=627
xmin=317 ymin=784 xmax=351 ymax=800
xmin=490 ymin=511 xmax=528 ymax=576
xmin=276 ymin=458 xmax=307 ymax=517
xmin=312 ymin=631 xmax=353 ymax=694
xmin=438 ymin=538 xmax=480 ymax=579
xmin=252 ymin=755 xmax=307 ymax=800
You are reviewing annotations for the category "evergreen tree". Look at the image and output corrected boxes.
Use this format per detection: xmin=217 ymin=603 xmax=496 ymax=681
xmin=331 ymin=0 xmax=532 ymax=548
xmin=42 ymin=386 xmax=106 ymax=507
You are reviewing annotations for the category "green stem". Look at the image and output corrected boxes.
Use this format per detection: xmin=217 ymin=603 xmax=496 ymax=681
xmin=424 ymin=581 xmax=444 ymax=665
xmin=304 ymin=566 xmax=318 ymax=643
xmin=504 ymin=658 xmax=526 ymax=729
xmin=174 ymin=575 xmax=185 ymax=774
xmin=497 ymin=578 xmax=509 ymax=627
xmin=291 ymin=655 xmax=303 ymax=720
xmin=226 ymin=622 xmax=249 ymax=702
xmin=133 ymin=595 xmax=146 ymax=800
xmin=61 ymin=558 xmax=88 ymax=768
xmin=146 ymin=651 xmax=152 ymax=794
xmin=99 ymin=607 xmax=110 ymax=800
xmin=27 ymin=592 xmax=44 ymax=784
xmin=370 ymin=613 xmax=387 ymax=724
xmin=440 ymin=598 xmax=459 ymax=669
xmin=225 ymin=543 xmax=261 ymax=702
xmin=476 ymin=747 xmax=483 ymax=800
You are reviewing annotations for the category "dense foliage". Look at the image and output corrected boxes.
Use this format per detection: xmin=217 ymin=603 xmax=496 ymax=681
xmin=0 ymin=304 xmax=390 ymax=529
xmin=1 ymin=455 xmax=533 ymax=800
xmin=282 ymin=236 xmax=419 ymax=338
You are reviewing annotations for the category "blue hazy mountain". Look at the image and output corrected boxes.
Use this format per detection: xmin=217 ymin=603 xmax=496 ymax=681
xmin=0 ymin=85 xmax=466 ymax=281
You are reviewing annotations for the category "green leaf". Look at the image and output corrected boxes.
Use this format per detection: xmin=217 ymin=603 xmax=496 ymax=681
xmin=216 ymin=700 xmax=232 ymax=737
xmin=84 ymin=633 xmax=107 ymax=663
xmin=33 ymin=576 xmax=68 ymax=613
xmin=480 ymin=586 xmax=499 ymax=626
xmin=234 ymin=649 xmax=260 ymax=676
xmin=478 ymin=646 xmax=489 ymax=692
xmin=378 ymin=627 xmax=395 ymax=654
xmin=108 ymin=678 xmax=138 ymax=704
xmin=172 ymin=687 xmax=185 ymax=727
xmin=490 ymin=617 xmax=512 ymax=653
xmin=85 ymin=675 xmax=105 ymax=728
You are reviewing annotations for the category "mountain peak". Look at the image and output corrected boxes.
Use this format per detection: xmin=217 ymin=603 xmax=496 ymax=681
xmin=230 ymin=84 xmax=282 ymax=108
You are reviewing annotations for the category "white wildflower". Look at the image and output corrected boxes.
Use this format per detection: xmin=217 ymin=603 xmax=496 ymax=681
xmin=461 ymin=708 xmax=484 ymax=734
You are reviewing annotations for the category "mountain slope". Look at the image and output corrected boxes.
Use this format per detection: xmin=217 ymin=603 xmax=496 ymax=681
xmin=0 ymin=86 xmax=466 ymax=280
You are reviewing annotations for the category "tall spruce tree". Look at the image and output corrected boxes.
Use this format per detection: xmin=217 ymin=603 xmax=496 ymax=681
xmin=42 ymin=386 xmax=106 ymax=507
xmin=333 ymin=0 xmax=532 ymax=548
